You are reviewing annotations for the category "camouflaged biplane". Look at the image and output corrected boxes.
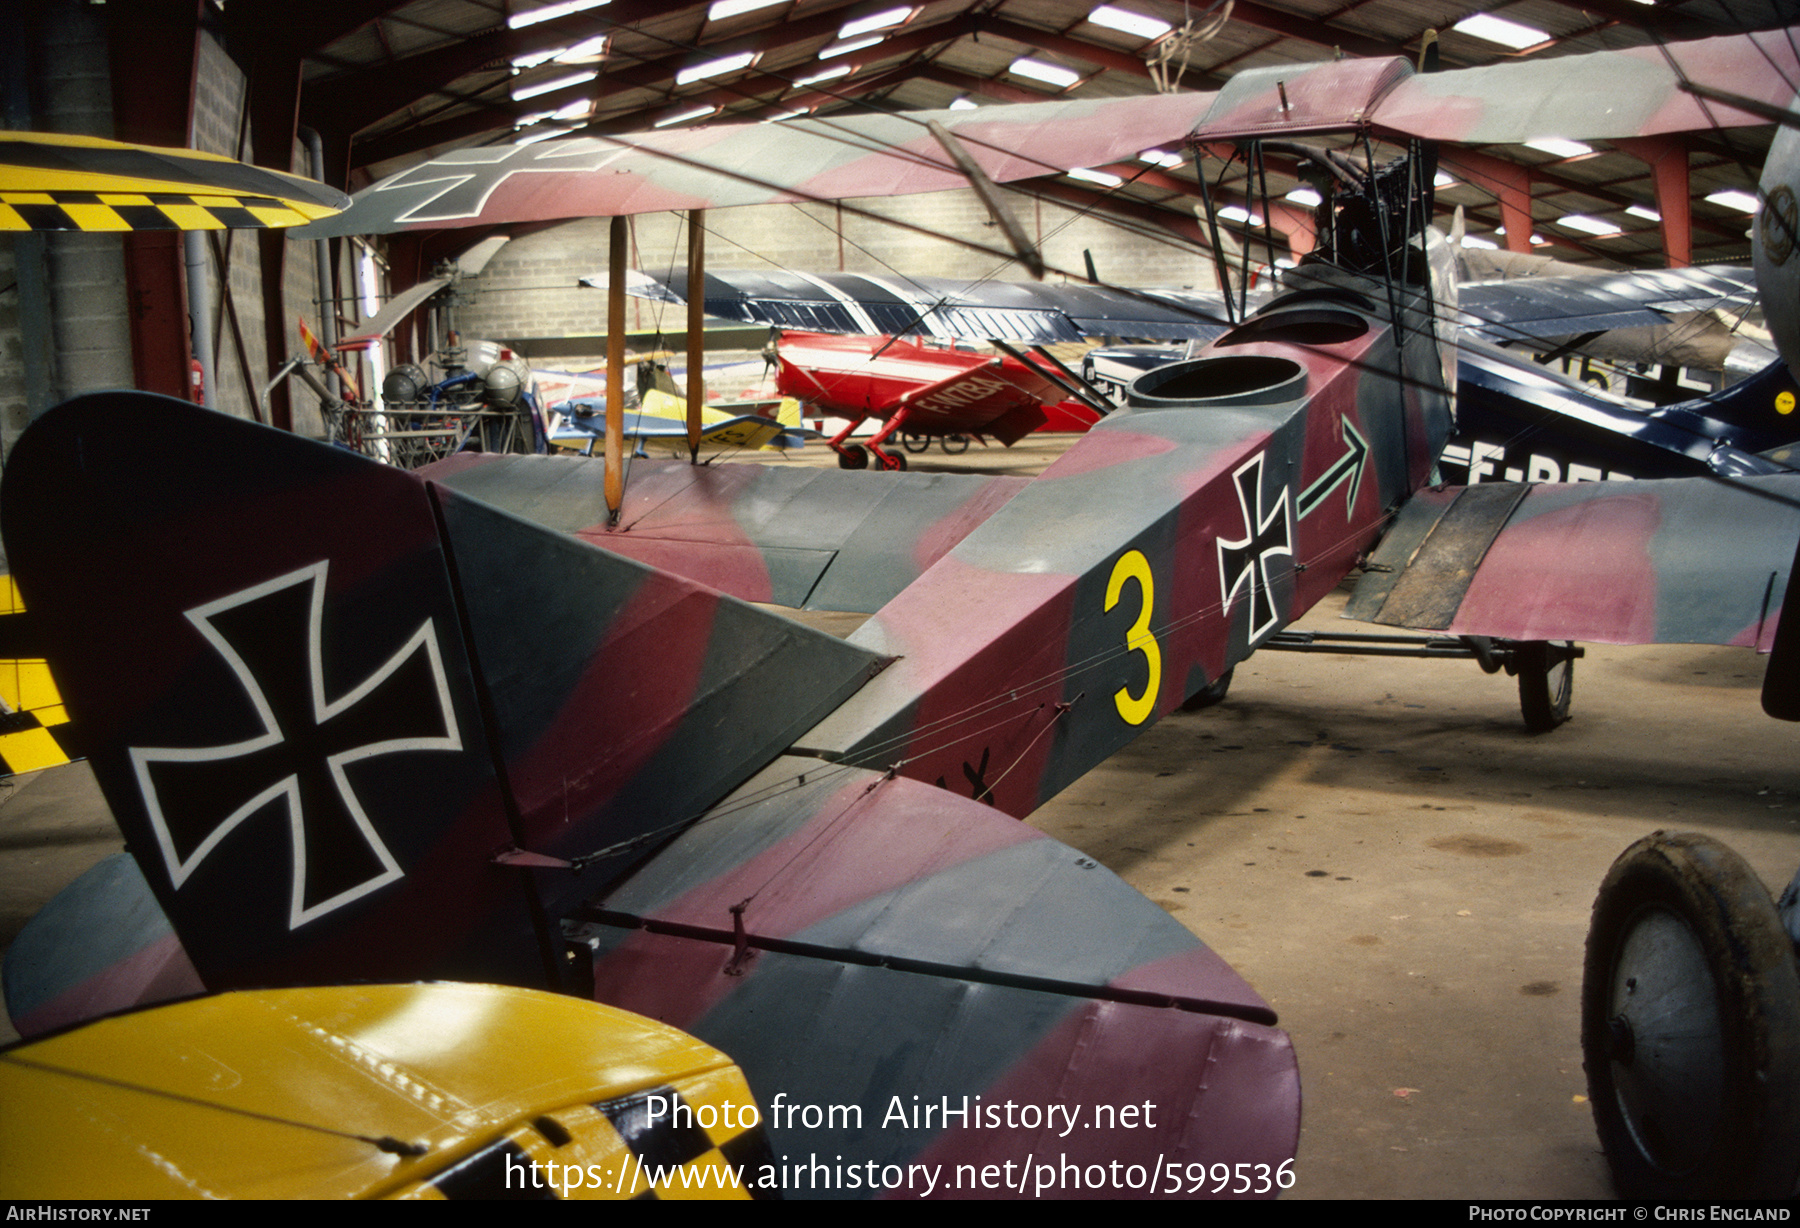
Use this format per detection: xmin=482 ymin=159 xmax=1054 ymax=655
xmin=9 ymin=26 xmax=1800 ymax=1199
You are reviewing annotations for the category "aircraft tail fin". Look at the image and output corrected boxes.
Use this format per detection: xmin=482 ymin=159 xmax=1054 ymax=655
xmin=3 ymin=393 xmax=884 ymax=995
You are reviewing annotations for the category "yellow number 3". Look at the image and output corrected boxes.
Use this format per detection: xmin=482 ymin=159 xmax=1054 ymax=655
xmin=1105 ymin=550 xmax=1161 ymax=726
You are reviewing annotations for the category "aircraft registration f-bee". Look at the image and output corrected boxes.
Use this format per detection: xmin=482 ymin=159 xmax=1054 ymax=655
xmin=11 ymin=28 xmax=1800 ymax=1199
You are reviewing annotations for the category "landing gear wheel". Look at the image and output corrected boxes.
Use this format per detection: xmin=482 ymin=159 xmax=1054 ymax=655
xmin=901 ymin=433 xmax=930 ymax=454
xmin=1179 ymin=668 xmax=1234 ymax=711
xmin=941 ymin=434 xmax=970 ymax=455
xmin=879 ymin=451 xmax=908 ymax=471
xmin=1515 ymin=640 xmax=1574 ymax=732
xmin=837 ymin=444 xmax=869 ymax=470
xmin=1582 ymin=832 xmax=1800 ymax=1199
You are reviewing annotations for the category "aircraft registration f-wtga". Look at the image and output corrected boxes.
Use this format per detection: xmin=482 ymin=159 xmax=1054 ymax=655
xmin=9 ymin=27 xmax=1800 ymax=1198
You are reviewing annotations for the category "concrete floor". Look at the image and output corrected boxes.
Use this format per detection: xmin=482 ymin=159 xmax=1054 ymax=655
xmin=5 ymin=434 xmax=1798 ymax=1199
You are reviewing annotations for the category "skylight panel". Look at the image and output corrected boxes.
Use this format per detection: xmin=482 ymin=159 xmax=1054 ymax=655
xmin=1452 ymin=13 xmax=1548 ymax=50
xmin=1524 ymin=137 xmax=1592 ymax=159
xmin=1010 ymin=58 xmax=1081 ymax=88
xmin=677 ymin=51 xmax=757 ymax=84
xmin=512 ymin=70 xmax=597 ymax=101
xmin=840 ymin=6 xmax=912 ymax=39
xmin=709 ymin=0 xmax=781 ymax=19
xmin=510 ymin=0 xmax=608 ymax=29
xmin=1088 ymin=5 xmax=1171 ymax=40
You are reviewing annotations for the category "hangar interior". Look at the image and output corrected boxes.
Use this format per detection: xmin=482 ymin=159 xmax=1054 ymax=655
xmin=2 ymin=0 xmax=1799 ymax=1202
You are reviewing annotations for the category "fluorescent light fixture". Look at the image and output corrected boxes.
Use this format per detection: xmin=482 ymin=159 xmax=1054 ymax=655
xmin=677 ymin=51 xmax=756 ymax=84
xmin=557 ymin=35 xmax=609 ymax=60
xmin=839 ymin=6 xmax=911 ymax=39
xmin=655 ymin=105 xmax=718 ymax=127
xmin=1088 ymin=5 xmax=1172 ymax=39
xmin=1285 ymin=186 xmax=1322 ymax=207
xmin=552 ymin=98 xmax=590 ymax=119
xmin=767 ymin=107 xmax=809 ymax=120
xmin=1219 ymin=204 xmax=1263 ymax=226
xmin=948 ymin=95 xmax=978 ymax=110
xmin=1707 ymin=188 xmax=1762 ymax=213
xmin=1558 ymin=214 xmax=1620 ymax=236
xmin=1524 ymin=137 xmax=1592 ymax=159
xmin=1434 ymin=170 xmax=1456 ymax=188
xmin=1452 ymin=13 xmax=1548 ymax=50
xmin=1139 ymin=149 xmax=1183 ymax=168
xmin=512 ymin=47 xmax=568 ymax=70
xmin=1530 ymin=233 xmax=1549 ymax=245
xmin=1010 ymin=57 xmax=1081 ymax=88
xmin=1626 ymin=204 xmax=1661 ymax=221
xmin=708 ymin=0 xmax=781 ymax=18
xmin=512 ymin=69 xmax=597 ymax=101
xmin=1068 ymin=167 xmax=1123 ymax=188
xmin=795 ymin=64 xmax=851 ymax=86
xmin=1462 ymin=235 xmax=1498 ymax=249
xmin=820 ymin=34 xmax=884 ymax=58
xmin=509 ymin=0 xmax=608 ymax=29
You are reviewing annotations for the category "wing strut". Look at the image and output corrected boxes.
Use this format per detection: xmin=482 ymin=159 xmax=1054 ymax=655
xmin=926 ymin=120 xmax=1045 ymax=280
xmin=687 ymin=209 xmax=705 ymax=463
xmin=605 ymin=215 xmax=625 ymax=523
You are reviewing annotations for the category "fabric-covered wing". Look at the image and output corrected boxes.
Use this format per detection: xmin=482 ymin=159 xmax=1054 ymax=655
xmin=1346 ymin=475 xmax=1800 ymax=648
xmin=620 ymin=269 xmax=1231 ymax=344
xmin=297 ymin=93 xmax=1220 ymax=238
xmin=1457 ymin=265 xmax=1756 ymax=349
xmin=423 ymin=454 xmax=1028 ymax=614
xmin=1189 ymin=29 xmax=1800 ymax=143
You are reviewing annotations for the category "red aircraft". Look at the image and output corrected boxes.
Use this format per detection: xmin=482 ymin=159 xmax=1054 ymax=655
xmin=770 ymin=329 xmax=1102 ymax=469
xmin=9 ymin=29 xmax=1800 ymax=1201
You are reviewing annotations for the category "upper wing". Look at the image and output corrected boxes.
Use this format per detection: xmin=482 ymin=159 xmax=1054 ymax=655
xmin=621 ymin=268 xmax=1231 ymax=344
xmin=1346 ymin=474 xmax=1800 ymax=648
xmin=296 ymin=92 xmax=1219 ymax=238
xmin=1187 ymin=28 xmax=1799 ymax=143
xmin=1457 ymin=264 xmax=1757 ymax=351
xmin=300 ymin=28 xmax=1793 ymax=239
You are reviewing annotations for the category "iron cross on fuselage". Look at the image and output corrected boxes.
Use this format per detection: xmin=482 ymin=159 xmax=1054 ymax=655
xmin=1216 ymin=452 xmax=1294 ymax=643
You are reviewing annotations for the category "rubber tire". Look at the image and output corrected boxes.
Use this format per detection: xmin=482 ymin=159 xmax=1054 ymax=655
xmin=878 ymin=451 xmax=907 ymax=472
xmin=901 ymin=433 xmax=931 ymax=454
xmin=1179 ymin=668 xmax=1234 ymax=711
xmin=1516 ymin=640 xmax=1574 ymax=732
xmin=941 ymin=434 xmax=970 ymax=455
xmin=837 ymin=444 xmax=869 ymax=470
xmin=1583 ymin=832 xmax=1800 ymax=1199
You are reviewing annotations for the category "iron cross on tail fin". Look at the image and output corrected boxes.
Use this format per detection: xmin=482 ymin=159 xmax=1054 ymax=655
xmin=1 ymin=392 xmax=881 ymax=991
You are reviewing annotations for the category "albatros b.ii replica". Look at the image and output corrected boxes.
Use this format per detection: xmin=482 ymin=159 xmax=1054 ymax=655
xmin=9 ymin=29 xmax=1800 ymax=1198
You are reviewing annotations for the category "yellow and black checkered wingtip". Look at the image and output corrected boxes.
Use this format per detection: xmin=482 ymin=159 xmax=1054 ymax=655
xmin=0 ymin=130 xmax=348 ymax=231
xmin=0 ymin=577 xmax=77 ymax=776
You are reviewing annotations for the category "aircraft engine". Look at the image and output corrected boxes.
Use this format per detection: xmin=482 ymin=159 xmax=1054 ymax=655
xmin=381 ymin=363 xmax=429 ymax=405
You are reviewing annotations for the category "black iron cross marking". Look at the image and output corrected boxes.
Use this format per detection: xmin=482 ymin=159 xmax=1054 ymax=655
xmin=934 ymin=747 xmax=996 ymax=805
xmin=1216 ymin=452 xmax=1294 ymax=643
xmin=962 ymin=747 xmax=995 ymax=806
xmin=129 ymin=563 xmax=461 ymax=929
